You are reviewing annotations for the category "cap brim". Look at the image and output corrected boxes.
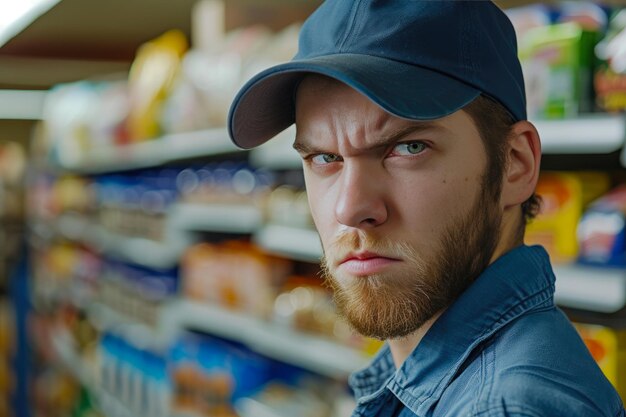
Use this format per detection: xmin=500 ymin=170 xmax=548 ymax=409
xmin=228 ymin=53 xmax=481 ymax=149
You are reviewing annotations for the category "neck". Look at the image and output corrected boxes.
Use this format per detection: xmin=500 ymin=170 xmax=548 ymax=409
xmin=492 ymin=206 xmax=525 ymax=263
xmin=388 ymin=310 xmax=444 ymax=368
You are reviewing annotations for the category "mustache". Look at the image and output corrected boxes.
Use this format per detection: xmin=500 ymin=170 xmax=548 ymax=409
xmin=322 ymin=231 xmax=413 ymax=267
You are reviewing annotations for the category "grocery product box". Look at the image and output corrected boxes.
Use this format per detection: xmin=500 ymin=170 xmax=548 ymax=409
xmin=578 ymin=185 xmax=626 ymax=267
xmin=525 ymin=172 xmax=610 ymax=263
xmin=595 ymin=9 xmax=626 ymax=112
xmin=519 ymin=22 xmax=598 ymax=119
xmin=575 ymin=323 xmax=626 ymax=401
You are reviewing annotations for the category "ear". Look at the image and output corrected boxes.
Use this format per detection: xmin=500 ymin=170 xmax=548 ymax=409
xmin=501 ymin=120 xmax=541 ymax=209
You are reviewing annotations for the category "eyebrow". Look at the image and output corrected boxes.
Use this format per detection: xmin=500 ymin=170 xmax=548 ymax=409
xmin=292 ymin=121 xmax=447 ymax=155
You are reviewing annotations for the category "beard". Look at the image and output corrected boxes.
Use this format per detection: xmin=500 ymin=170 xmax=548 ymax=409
xmin=320 ymin=183 xmax=502 ymax=340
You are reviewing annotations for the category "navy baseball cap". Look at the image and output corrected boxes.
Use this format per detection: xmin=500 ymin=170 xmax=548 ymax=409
xmin=228 ymin=0 xmax=526 ymax=149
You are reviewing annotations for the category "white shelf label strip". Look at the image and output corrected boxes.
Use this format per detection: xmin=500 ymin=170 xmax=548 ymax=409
xmin=63 ymin=129 xmax=241 ymax=173
xmin=254 ymin=224 xmax=322 ymax=262
xmin=171 ymin=203 xmax=262 ymax=233
xmin=554 ymin=265 xmax=626 ymax=313
xmin=536 ymin=115 xmax=625 ymax=154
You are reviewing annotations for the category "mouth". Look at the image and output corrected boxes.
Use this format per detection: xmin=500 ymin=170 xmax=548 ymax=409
xmin=338 ymin=251 xmax=401 ymax=276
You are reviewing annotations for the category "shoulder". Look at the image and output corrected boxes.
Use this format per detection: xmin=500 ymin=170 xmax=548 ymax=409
xmin=475 ymin=307 xmax=624 ymax=417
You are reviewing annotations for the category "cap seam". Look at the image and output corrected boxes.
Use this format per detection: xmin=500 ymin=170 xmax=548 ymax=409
xmin=338 ymin=0 xmax=363 ymax=52
xmin=469 ymin=5 xmax=480 ymax=75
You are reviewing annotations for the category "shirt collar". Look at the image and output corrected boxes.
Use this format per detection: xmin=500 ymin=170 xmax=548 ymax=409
xmin=349 ymin=245 xmax=556 ymax=414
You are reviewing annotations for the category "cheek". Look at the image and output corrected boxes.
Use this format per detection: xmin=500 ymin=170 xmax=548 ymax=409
xmin=394 ymin=172 xmax=481 ymax=235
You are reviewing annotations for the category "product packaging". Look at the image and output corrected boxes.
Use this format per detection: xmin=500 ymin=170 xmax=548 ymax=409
xmin=519 ymin=22 xmax=599 ymax=118
xmin=575 ymin=323 xmax=626 ymax=401
xmin=100 ymin=333 xmax=171 ymax=417
xmin=170 ymin=332 xmax=275 ymax=417
xmin=0 ymin=302 xmax=14 ymax=417
xmin=100 ymin=261 xmax=178 ymax=328
xmin=578 ymin=185 xmax=626 ymax=267
xmin=42 ymin=81 xmax=129 ymax=166
xmin=506 ymin=4 xmax=551 ymax=43
xmin=272 ymin=275 xmax=382 ymax=354
xmin=266 ymin=185 xmax=314 ymax=229
xmin=176 ymin=163 xmax=274 ymax=208
xmin=182 ymin=241 xmax=291 ymax=317
xmin=595 ymin=10 xmax=626 ymax=111
xmin=127 ymin=30 xmax=188 ymax=141
xmin=556 ymin=2 xmax=607 ymax=31
xmin=525 ymin=172 xmax=610 ymax=263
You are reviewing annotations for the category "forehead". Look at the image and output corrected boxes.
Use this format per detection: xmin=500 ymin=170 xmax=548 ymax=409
xmin=296 ymin=75 xmax=417 ymax=133
xmin=294 ymin=74 xmax=480 ymax=145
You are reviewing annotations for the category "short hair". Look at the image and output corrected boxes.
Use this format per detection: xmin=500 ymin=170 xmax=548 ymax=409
xmin=464 ymin=95 xmax=541 ymax=225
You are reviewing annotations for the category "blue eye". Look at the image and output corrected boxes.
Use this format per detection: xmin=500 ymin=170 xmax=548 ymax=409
xmin=393 ymin=142 xmax=427 ymax=156
xmin=311 ymin=153 xmax=341 ymax=164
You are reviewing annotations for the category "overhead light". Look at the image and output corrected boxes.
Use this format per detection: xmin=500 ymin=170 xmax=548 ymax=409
xmin=0 ymin=0 xmax=62 ymax=47
xmin=0 ymin=89 xmax=47 ymax=120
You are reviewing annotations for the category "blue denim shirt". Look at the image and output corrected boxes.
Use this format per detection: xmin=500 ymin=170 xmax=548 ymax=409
xmin=349 ymin=245 xmax=625 ymax=417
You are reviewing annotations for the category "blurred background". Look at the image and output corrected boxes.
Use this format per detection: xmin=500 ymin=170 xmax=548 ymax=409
xmin=1 ymin=0 xmax=626 ymax=416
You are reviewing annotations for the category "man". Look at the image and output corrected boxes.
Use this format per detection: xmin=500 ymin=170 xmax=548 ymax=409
xmin=228 ymin=1 xmax=625 ymax=416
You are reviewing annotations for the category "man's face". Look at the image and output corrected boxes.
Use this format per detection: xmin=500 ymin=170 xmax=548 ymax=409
xmin=294 ymin=76 xmax=505 ymax=340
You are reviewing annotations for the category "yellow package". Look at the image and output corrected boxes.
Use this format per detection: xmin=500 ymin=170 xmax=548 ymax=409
xmin=128 ymin=30 xmax=188 ymax=141
xmin=525 ymin=172 xmax=609 ymax=263
xmin=575 ymin=323 xmax=626 ymax=401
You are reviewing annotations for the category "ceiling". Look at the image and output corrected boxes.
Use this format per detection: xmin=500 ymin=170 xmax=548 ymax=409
xmin=0 ymin=0 xmax=322 ymax=90
xmin=0 ymin=0 xmax=200 ymax=89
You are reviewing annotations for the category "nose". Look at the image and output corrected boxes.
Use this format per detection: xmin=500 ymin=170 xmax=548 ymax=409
xmin=334 ymin=162 xmax=388 ymax=228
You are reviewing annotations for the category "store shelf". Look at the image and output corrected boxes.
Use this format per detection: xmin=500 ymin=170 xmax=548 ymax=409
xmin=47 ymin=115 xmax=626 ymax=174
xmin=554 ymin=264 xmax=626 ymax=314
xmin=170 ymin=203 xmax=262 ymax=234
xmin=249 ymin=126 xmax=302 ymax=170
xmin=52 ymin=332 xmax=136 ymax=417
xmin=86 ymin=302 xmax=171 ymax=350
xmin=57 ymin=124 xmax=302 ymax=174
xmin=52 ymin=331 xmax=94 ymax=388
xmin=163 ymin=301 xmax=370 ymax=380
xmin=97 ymin=391 xmax=136 ymax=417
xmin=535 ymin=115 xmax=626 ymax=155
xmin=59 ymin=129 xmax=242 ymax=174
xmin=55 ymin=214 xmax=191 ymax=269
xmin=254 ymin=224 xmax=322 ymax=262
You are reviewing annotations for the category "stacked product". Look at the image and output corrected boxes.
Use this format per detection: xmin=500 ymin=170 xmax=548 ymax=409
xmin=182 ymin=241 xmax=290 ymax=318
xmin=0 ymin=142 xmax=26 ymax=417
xmin=507 ymin=2 xmax=608 ymax=118
xmin=99 ymin=333 xmax=170 ymax=417
xmin=176 ymin=163 xmax=274 ymax=210
xmin=578 ymin=185 xmax=626 ymax=268
xmin=181 ymin=241 xmax=381 ymax=355
xmin=575 ymin=323 xmax=626 ymax=400
xmin=525 ymin=171 xmax=611 ymax=263
xmin=0 ymin=302 xmax=14 ymax=417
xmin=30 ymin=243 xmax=101 ymax=311
xmin=29 ymin=300 xmax=101 ymax=417
xmin=264 ymin=186 xmax=314 ymax=230
xmin=99 ymin=262 xmax=178 ymax=328
xmin=38 ymin=18 xmax=300 ymax=169
xmin=595 ymin=9 xmax=626 ymax=112
xmin=170 ymin=331 xmax=354 ymax=417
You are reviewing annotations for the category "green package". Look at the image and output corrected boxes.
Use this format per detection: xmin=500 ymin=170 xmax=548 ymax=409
xmin=519 ymin=22 xmax=599 ymax=119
